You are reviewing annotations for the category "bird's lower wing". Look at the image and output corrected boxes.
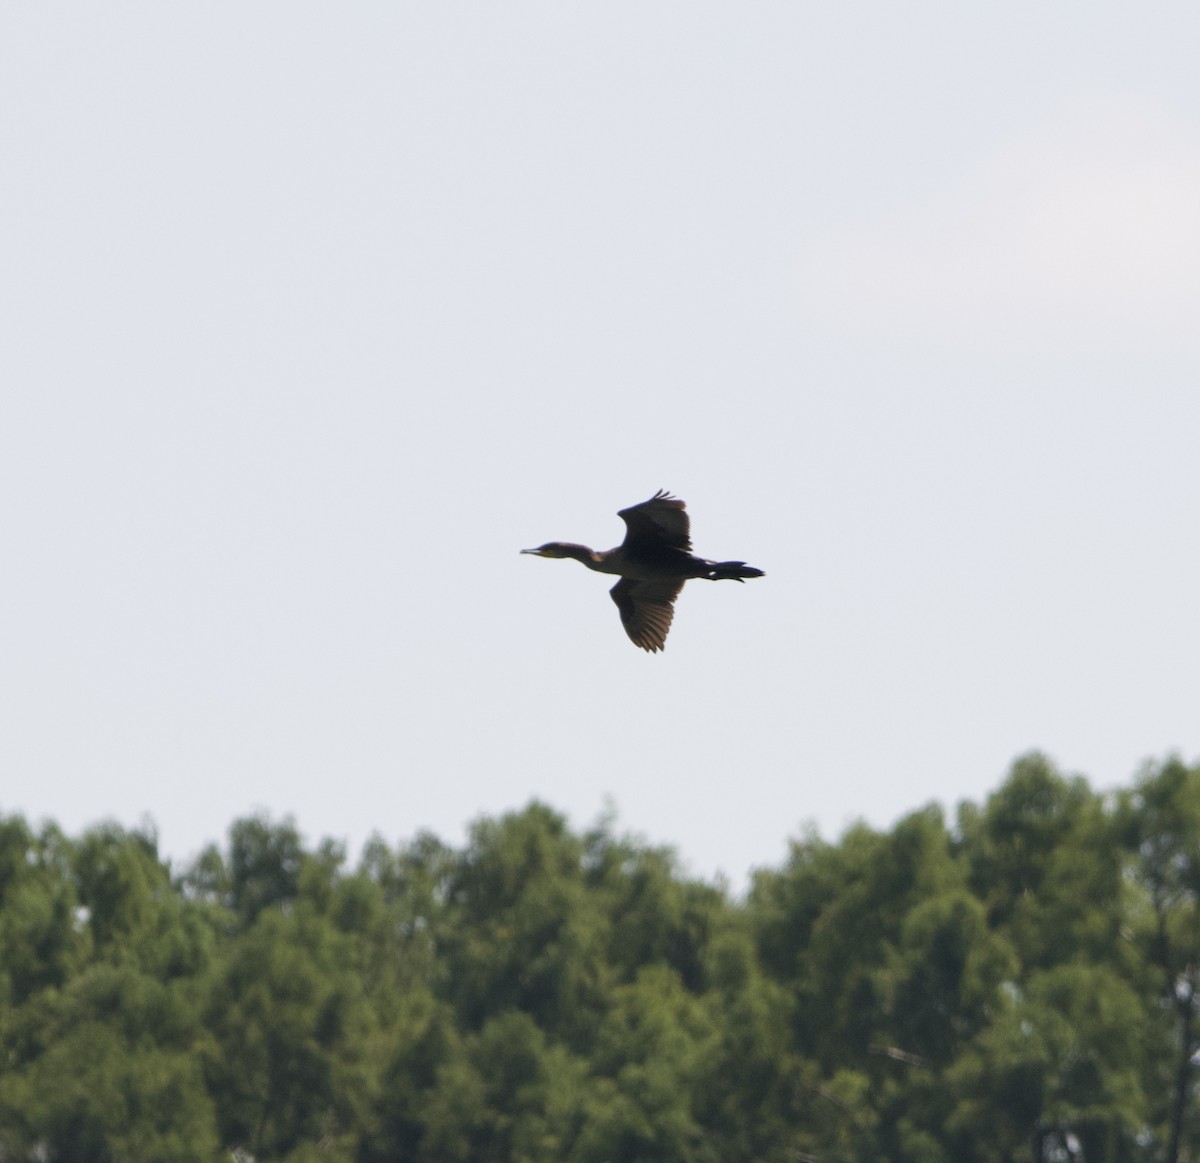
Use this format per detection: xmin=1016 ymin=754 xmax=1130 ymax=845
xmin=609 ymin=578 xmax=684 ymax=653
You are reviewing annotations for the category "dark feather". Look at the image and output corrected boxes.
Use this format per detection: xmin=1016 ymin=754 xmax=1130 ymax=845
xmin=609 ymin=577 xmax=683 ymax=653
xmin=617 ymin=490 xmax=691 ymax=553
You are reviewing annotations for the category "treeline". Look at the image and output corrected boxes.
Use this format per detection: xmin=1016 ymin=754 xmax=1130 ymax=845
xmin=1 ymin=753 xmax=1198 ymax=1162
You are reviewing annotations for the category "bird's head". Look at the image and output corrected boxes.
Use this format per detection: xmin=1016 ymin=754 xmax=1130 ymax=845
xmin=520 ymin=542 xmax=574 ymax=559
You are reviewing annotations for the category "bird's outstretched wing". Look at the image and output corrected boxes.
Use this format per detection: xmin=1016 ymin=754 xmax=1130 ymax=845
xmin=617 ymin=490 xmax=691 ymax=553
xmin=609 ymin=577 xmax=684 ymax=652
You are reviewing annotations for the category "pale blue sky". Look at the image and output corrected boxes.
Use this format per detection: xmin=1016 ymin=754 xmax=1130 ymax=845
xmin=3 ymin=4 xmax=1198 ymax=885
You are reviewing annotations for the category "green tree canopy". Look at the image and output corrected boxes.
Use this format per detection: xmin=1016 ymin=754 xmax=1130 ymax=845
xmin=2 ymin=754 xmax=1199 ymax=1161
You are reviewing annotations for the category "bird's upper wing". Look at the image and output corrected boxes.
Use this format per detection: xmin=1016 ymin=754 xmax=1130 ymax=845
xmin=617 ymin=490 xmax=691 ymax=552
xmin=609 ymin=577 xmax=684 ymax=652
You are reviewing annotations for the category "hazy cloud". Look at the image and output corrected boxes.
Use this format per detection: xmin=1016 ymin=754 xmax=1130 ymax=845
xmin=796 ymin=92 xmax=1200 ymax=356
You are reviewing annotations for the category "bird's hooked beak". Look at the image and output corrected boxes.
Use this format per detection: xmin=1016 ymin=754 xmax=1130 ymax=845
xmin=520 ymin=547 xmax=545 ymax=556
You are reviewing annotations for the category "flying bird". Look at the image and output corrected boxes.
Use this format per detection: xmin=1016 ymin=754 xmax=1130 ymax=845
xmin=521 ymin=490 xmax=764 ymax=652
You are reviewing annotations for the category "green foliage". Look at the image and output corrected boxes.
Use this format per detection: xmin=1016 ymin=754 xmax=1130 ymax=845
xmin=960 ymin=752 xmax=1127 ymax=969
xmin=946 ymin=963 xmax=1149 ymax=1161
xmin=0 ymin=818 xmax=87 ymax=1006
xmin=2 ymin=754 xmax=1200 ymax=1160
xmin=441 ymin=803 xmax=611 ymax=1045
xmin=1117 ymin=757 xmax=1200 ymax=1163
xmin=227 ymin=814 xmax=306 ymax=923
xmin=0 ymin=822 xmax=220 ymax=1159
xmin=0 ymin=962 xmax=218 ymax=1160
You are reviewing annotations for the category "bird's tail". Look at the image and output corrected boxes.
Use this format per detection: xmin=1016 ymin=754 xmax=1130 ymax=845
xmin=706 ymin=560 xmax=765 ymax=582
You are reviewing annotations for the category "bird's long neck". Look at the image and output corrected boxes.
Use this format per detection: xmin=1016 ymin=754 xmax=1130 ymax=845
xmin=555 ymin=542 xmax=608 ymax=571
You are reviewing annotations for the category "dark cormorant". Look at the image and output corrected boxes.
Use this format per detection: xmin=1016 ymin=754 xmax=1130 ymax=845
xmin=521 ymin=490 xmax=764 ymax=652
